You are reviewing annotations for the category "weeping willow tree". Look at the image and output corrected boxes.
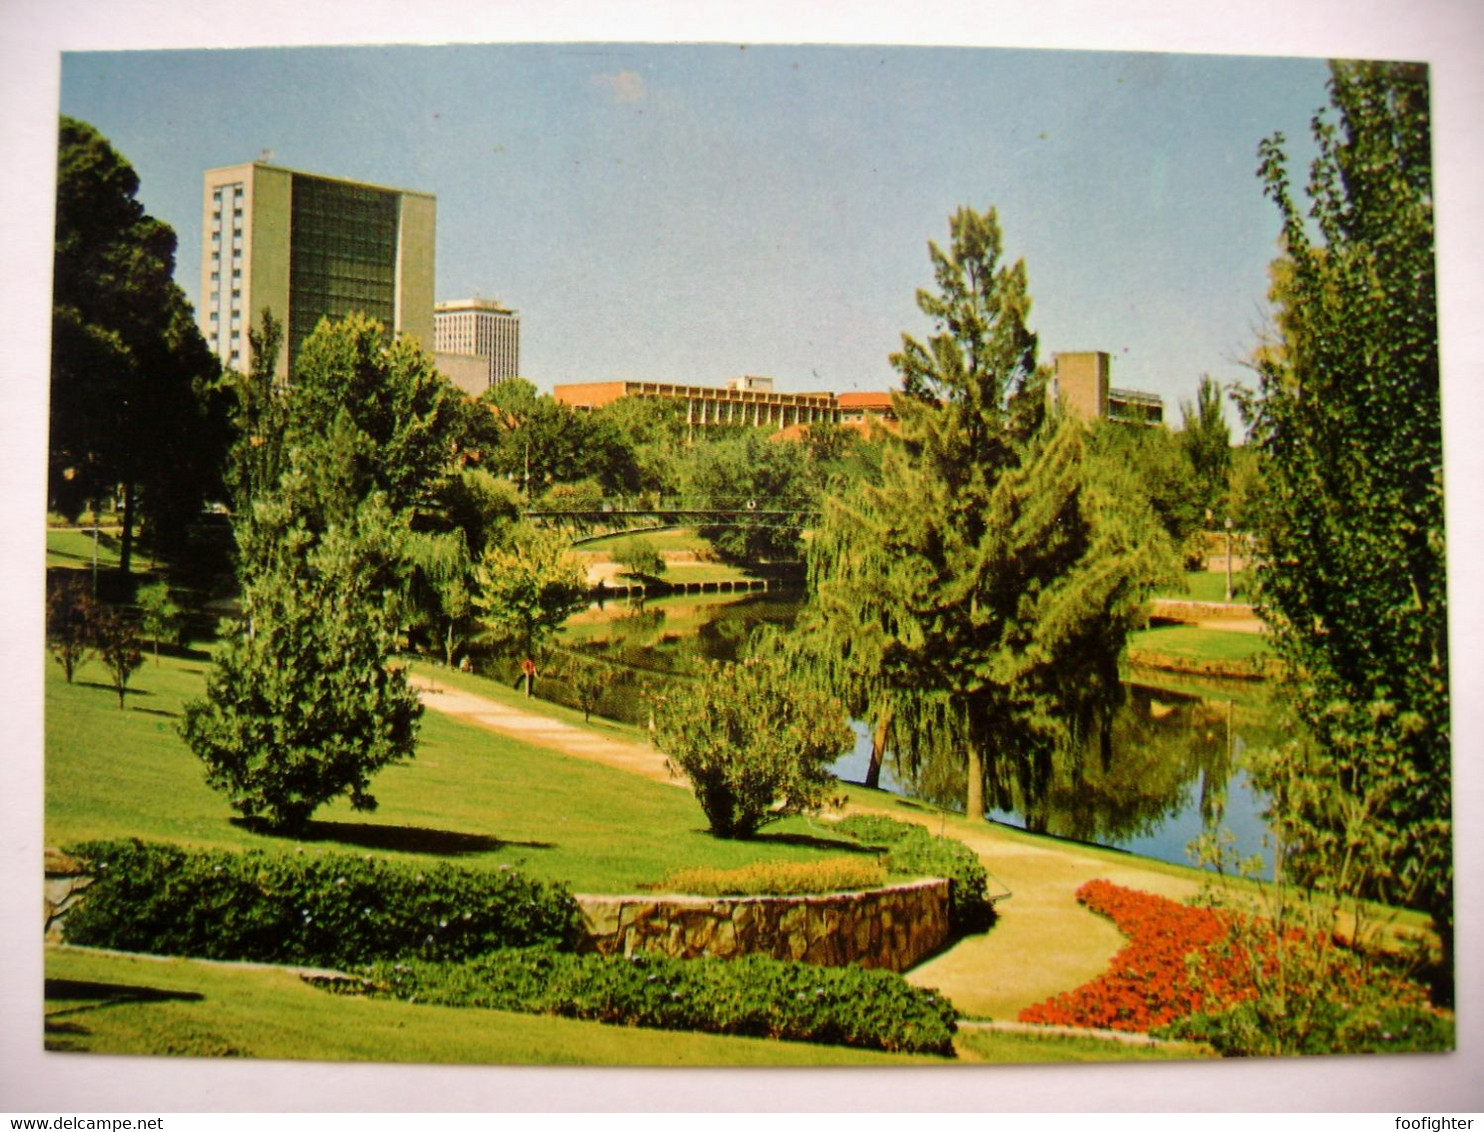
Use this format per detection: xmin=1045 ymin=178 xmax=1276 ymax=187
xmin=807 ymin=205 xmax=1176 ymax=819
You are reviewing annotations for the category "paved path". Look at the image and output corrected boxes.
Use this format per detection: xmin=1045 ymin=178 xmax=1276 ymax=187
xmin=407 ymin=673 xmax=680 ymax=788
xmin=891 ymin=819 xmax=1200 ymax=1020
xmin=408 ymin=673 xmax=1201 ymax=1023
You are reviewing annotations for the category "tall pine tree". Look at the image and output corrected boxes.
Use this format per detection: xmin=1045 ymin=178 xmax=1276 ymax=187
xmin=809 ymin=205 xmax=1175 ymax=819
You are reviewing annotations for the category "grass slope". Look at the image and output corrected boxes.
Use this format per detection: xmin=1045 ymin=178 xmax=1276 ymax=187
xmin=45 ymin=652 xmax=867 ymax=893
xmin=47 ymin=525 xmax=128 ymax=569
xmin=46 ymin=948 xmax=1197 ymax=1064
xmin=1155 ymin=570 xmax=1252 ymax=605
xmin=43 ymin=947 xmax=922 ymax=1066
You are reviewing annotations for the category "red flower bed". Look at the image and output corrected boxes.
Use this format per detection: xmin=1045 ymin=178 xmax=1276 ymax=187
xmin=1018 ymin=879 xmax=1256 ymax=1032
xmin=1019 ymin=880 xmax=1436 ymax=1037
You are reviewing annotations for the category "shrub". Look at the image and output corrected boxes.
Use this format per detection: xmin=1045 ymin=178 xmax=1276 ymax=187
xmin=614 ymin=536 xmax=666 ymax=582
xmin=62 ymin=839 xmax=581 ymax=967
xmin=320 ymin=946 xmax=959 ymax=1056
xmin=1159 ymin=999 xmax=1453 ymax=1057
xmin=654 ymin=856 xmax=887 ymax=897
xmin=835 ymin=814 xmax=993 ymax=932
xmin=652 ymin=657 xmax=853 ymax=838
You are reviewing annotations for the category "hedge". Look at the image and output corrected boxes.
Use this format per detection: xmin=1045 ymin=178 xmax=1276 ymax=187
xmin=834 ymin=814 xmax=993 ymax=932
xmin=315 ymin=946 xmax=959 ymax=1056
xmin=62 ymin=839 xmax=582 ymax=967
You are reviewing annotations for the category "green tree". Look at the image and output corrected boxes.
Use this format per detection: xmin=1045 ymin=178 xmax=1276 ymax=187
xmin=473 ymin=523 xmax=589 ymax=695
xmin=482 ymin=379 xmax=637 ymax=497
xmin=49 ymin=117 xmax=230 ymax=571
xmin=222 ymin=310 xmax=290 ymax=525
xmin=93 ymin=606 xmax=143 ymax=710
xmin=403 ymin=527 xmax=478 ymax=671
xmin=560 ymin=656 xmax=611 ymax=723
xmin=1086 ymin=421 xmax=1206 ymax=560
xmin=681 ymin=431 xmax=810 ymax=562
xmin=1239 ymin=61 xmax=1450 ymax=972
xmin=46 ymin=575 xmax=98 ymax=683
xmin=653 ymin=657 xmax=853 ymax=838
xmin=809 ymin=206 xmax=1176 ymax=821
xmin=1225 ymin=443 xmax=1264 ymax=531
xmin=591 ymin=395 xmax=690 ymax=501
xmin=399 ymin=465 xmax=521 ymax=669
xmin=430 ymin=466 xmax=523 ymax=555
xmin=182 ymin=314 xmax=460 ymax=832
xmin=614 ymin=536 xmax=666 ymax=584
xmin=181 ymin=496 xmax=422 ymax=832
xmin=1179 ymin=374 xmax=1234 ymax=524
xmin=231 ymin=313 xmax=486 ymax=640
xmin=136 ymin=580 xmax=182 ymax=665
xmin=289 ymin=312 xmax=473 ymax=523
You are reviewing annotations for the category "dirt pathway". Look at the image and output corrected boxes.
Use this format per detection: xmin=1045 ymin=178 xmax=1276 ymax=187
xmin=408 ymin=674 xmax=1202 ymax=1022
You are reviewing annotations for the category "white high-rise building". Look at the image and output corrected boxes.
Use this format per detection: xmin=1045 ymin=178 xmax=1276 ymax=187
xmin=434 ymin=298 xmax=521 ymax=395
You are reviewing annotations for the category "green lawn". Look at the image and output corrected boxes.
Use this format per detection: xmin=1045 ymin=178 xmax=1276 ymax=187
xmin=1127 ymin=624 xmax=1271 ymax=663
xmin=45 ymin=948 xmax=1205 ymax=1065
xmin=46 ymin=652 xmax=869 ymax=893
xmin=1155 ymin=570 xmax=1252 ymax=605
xmin=46 ymin=527 xmax=136 ymax=573
xmin=658 ymin=561 xmax=761 ymax=584
xmin=43 ymin=946 xmax=924 ymax=1065
xmin=578 ymin=527 xmax=714 ymax=555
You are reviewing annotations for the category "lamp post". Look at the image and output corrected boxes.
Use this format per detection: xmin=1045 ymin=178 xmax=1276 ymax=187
xmin=1224 ymin=517 xmax=1235 ymax=602
xmin=80 ymin=525 xmax=101 ymax=596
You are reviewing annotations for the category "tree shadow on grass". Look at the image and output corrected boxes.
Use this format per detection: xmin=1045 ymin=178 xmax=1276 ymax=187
xmin=230 ymin=817 xmax=554 ymax=857
xmin=739 ymin=830 xmax=882 ymax=855
xmin=45 ymin=978 xmax=204 ymax=1021
xmin=45 ymin=978 xmax=213 ymax=1052
xmin=156 ymin=642 xmax=215 ymax=663
xmin=75 ymin=681 xmax=154 ymax=703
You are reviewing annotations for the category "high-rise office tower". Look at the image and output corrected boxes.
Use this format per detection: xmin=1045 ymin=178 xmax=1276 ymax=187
xmin=199 ymin=162 xmax=435 ymax=379
xmin=434 ymin=298 xmax=521 ymax=394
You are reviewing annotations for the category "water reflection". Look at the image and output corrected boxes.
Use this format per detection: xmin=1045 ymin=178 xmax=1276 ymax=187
xmin=556 ymin=592 xmax=1277 ymax=874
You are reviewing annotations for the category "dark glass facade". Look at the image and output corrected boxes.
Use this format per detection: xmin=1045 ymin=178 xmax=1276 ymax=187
xmin=288 ymin=174 xmax=399 ymax=365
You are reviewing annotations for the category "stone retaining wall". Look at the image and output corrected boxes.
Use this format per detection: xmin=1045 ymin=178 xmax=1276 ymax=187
xmin=1147 ymin=598 xmax=1258 ymax=622
xmin=1126 ymin=648 xmax=1282 ymax=681
xmin=574 ymin=877 xmax=951 ymax=972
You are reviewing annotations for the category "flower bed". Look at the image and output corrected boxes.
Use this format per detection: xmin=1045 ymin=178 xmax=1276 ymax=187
xmin=1018 ymin=879 xmax=1245 ymax=1032
xmin=1018 ymin=880 xmax=1439 ymax=1044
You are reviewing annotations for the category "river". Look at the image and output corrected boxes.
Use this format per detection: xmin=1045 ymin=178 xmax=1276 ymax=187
xmin=555 ymin=589 xmax=1279 ymax=875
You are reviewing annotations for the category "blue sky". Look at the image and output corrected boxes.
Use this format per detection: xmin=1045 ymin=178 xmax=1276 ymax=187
xmin=58 ymin=43 xmax=1330 ymax=421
